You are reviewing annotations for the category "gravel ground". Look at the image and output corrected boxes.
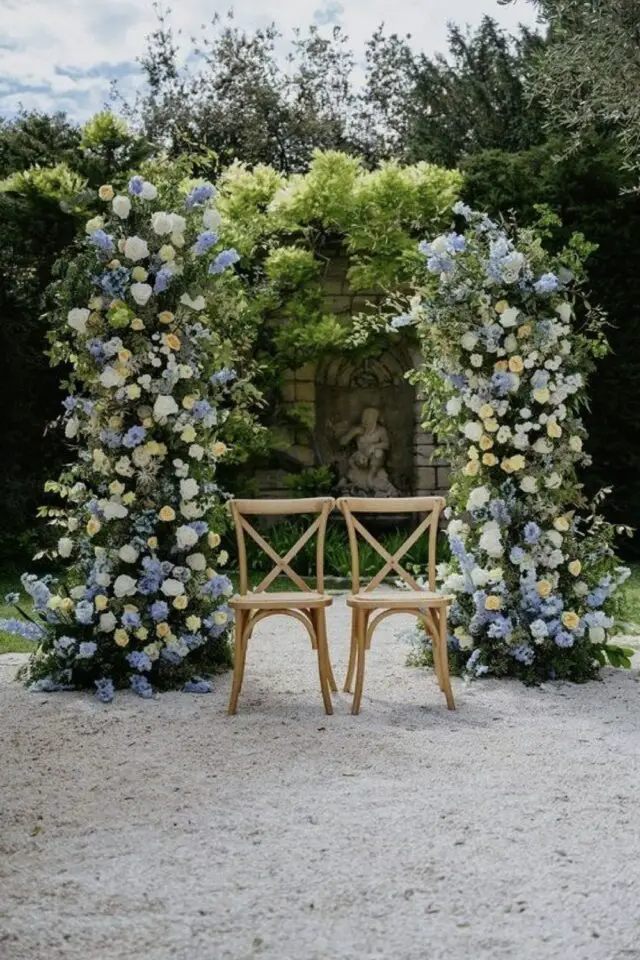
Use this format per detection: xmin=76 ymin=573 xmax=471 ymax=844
xmin=1 ymin=596 xmax=640 ymax=960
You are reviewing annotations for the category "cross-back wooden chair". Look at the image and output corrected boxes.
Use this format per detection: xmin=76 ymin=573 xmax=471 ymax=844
xmin=337 ymin=496 xmax=455 ymax=715
xmin=227 ymin=497 xmax=337 ymax=715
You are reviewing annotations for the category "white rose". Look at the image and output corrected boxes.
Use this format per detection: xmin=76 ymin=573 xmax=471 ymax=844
xmin=504 ymin=334 xmax=517 ymax=353
xmin=70 ymin=586 xmax=85 ymax=600
xmin=114 ymin=574 xmax=137 ymax=598
xmin=168 ymin=214 xmax=186 ymax=234
xmin=112 ymin=195 xmax=131 ymax=219
xmin=180 ymin=293 xmax=206 ymax=311
xmin=547 ymin=549 xmax=565 ymax=568
xmin=171 ymin=232 xmax=185 ymax=248
xmin=461 ymin=331 xmax=478 ymax=351
xmin=513 ymin=433 xmax=529 ymax=450
xmin=466 ymin=486 xmax=490 ymax=511
xmin=151 ymin=211 xmax=173 ymax=235
xmin=115 ymin=457 xmax=134 ymax=477
xmin=102 ymin=501 xmax=128 ymax=520
xmin=180 ymin=501 xmax=204 ymax=519
xmin=132 ymin=446 xmax=152 ymax=468
xmin=65 ymin=418 xmax=79 ymax=439
xmin=533 ymin=438 xmax=552 ymax=455
xmin=545 ymin=472 xmax=562 ymax=489
xmin=57 ymin=537 xmax=73 ymax=558
xmin=470 ymin=354 xmax=483 ymax=368
xmin=180 ymin=478 xmax=199 ymax=501
xmin=463 ymin=421 xmax=483 ymax=443
xmin=67 ymin=307 xmax=90 ymax=334
xmin=96 ymin=571 xmax=111 ymax=588
xmin=520 ymin=476 xmax=538 ymax=494
xmin=160 ymin=578 xmax=185 ymax=597
xmin=140 ymin=181 xmax=157 ymax=200
xmin=188 ymin=444 xmax=205 ymax=461
xmin=479 ymin=520 xmax=504 ymax=558
xmin=556 ymin=302 xmax=572 ymax=323
xmin=99 ymin=366 xmax=125 ymax=389
xmin=471 ymin=567 xmax=490 ymax=587
xmin=203 ymin=208 xmax=222 ymax=230
xmin=119 ymin=545 xmax=139 ymax=564
xmin=430 ymin=235 xmax=449 ymax=254
xmin=574 ymin=581 xmax=589 ymax=597
xmin=123 ymin=236 xmax=150 ymax=262
xmin=446 ymin=397 xmax=462 ymax=416
xmin=130 ymin=283 xmax=153 ymax=306
xmin=186 ymin=552 xmax=207 ymax=571
xmin=99 ymin=612 xmax=117 ymax=632
xmin=589 ymin=626 xmax=605 ymax=644
xmin=85 ymin=216 xmax=104 ymax=235
xmin=176 ymin=525 xmax=199 ymax=549
xmin=447 ymin=519 xmax=468 ymax=539
xmin=496 ymin=426 xmax=512 ymax=444
xmin=500 ymin=307 xmax=520 ymax=328
xmin=547 ymin=530 xmax=563 ymax=548
xmin=153 ymin=395 xmax=179 ymax=420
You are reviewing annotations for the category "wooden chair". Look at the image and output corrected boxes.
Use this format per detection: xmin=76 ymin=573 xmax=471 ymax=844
xmin=336 ymin=496 xmax=455 ymax=715
xmin=227 ymin=497 xmax=337 ymax=715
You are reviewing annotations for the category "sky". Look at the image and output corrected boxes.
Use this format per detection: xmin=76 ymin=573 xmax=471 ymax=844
xmin=0 ymin=0 xmax=539 ymax=121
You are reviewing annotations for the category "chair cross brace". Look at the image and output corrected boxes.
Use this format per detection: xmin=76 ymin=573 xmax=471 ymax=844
xmin=239 ymin=514 xmax=321 ymax=593
xmin=351 ymin=513 xmax=433 ymax=592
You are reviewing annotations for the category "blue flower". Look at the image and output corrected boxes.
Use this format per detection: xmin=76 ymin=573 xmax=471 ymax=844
xmin=427 ymin=254 xmax=454 ymax=274
xmin=4 ymin=592 xmax=19 ymax=605
xmin=534 ymin=273 xmax=559 ymax=295
xmin=154 ymin=268 xmax=172 ymax=294
xmin=87 ymin=339 xmax=106 ymax=364
xmin=99 ymin=429 xmax=122 ymax=449
xmin=452 ymin=201 xmax=473 ymax=220
xmin=189 ymin=521 xmax=208 ymax=537
xmin=122 ymin=611 xmax=141 ymax=629
xmin=510 ymin=546 xmax=525 ymax=564
xmin=487 ymin=616 xmax=513 ymax=640
xmin=95 ymin=677 xmax=115 ymax=703
xmin=127 ymin=650 xmax=152 ymax=672
xmin=193 ymin=231 xmax=218 ymax=255
xmin=30 ymin=676 xmax=74 ymax=692
xmin=149 ymin=600 xmax=169 ymax=622
xmin=185 ymin=183 xmax=216 ymax=208
xmin=512 ymin=644 xmax=535 ymax=665
xmin=77 ymin=641 xmax=97 ymax=659
xmin=183 ymin=678 xmax=213 ymax=693
xmin=128 ymin=176 xmax=144 ymax=196
xmin=389 ymin=314 xmax=414 ymax=330
xmin=122 ymin=426 xmax=146 ymax=448
xmin=523 ymin=522 xmax=541 ymax=545
xmin=554 ymin=631 xmax=575 ymax=649
xmin=89 ymin=230 xmax=115 ymax=255
xmin=191 ymin=400 xmax=211 ymax=421
xmin=75 ymin=600 xmax=95 ymax=625
xmin=130 ymin=674 xmax=154 ymax=698
xmin=209 ymin=248 xmax=240 ymax=275
xmin=210 ymin=367 xmax=237 ymax=386
xmin=99 ymin=266 xmax=130 ymax=300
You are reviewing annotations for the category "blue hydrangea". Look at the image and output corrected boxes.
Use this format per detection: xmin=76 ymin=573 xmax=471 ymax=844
xmin=191 ymin=400 xmax=212 ymax=421
xmin=89 ymin=230 xmax=115 ymax=255
xmin=154 ymin=268 xmax=172 ymax=294
xmin=130 ymin=674 xmax=154 ymax=698
xmin=77 ymin=641 xmax=97 ymax=659
xmin=99 ymin=429 xmax=122 ymax=449
xmin=149 ymin=600 xmax=169 ymax=622
xmin=127 ymin=650 xmax=152 ymax=672
xmin=209 ymin=248 xmax=240 ymax=275
xmin=122 ymin=611 xmax=141 ymax=629
xmin=99 ymin=266 xmax=130 ymax=300
xmin=185 ymin=183 xmax=216 ymax=208
xmin=75 ymin=600 xmax=95 ymax=625
xmin=31 ymin=676 xmax=74 ymax=692
xmin=200 ymin=575 xmax=232 ymax=599
xmin=122 ymin=426 xmax=146 ymax=448
xmin=523 ymin=522 xmax=541 ymax=545
xmin=512 ymin=644 xmax=535 ymax=665
xmin=183 ymin=678 xmax=213 ymax=693
xmin=534 ymin=273 xmax=559 ymax=295
xmin=95 ymin=677 xmax=115 ymax=703
xmin=487 ymin=616 xmax=513 ymax=640
xmin=128 ymin=176 xmax=144 ymax=196
xmin=554 ymin=631 xmax=575 ymax=649
xmin=193 ymin=231 xmax=218 ymax=255
xmin=210 ymin=367 xmax=237 ymax=386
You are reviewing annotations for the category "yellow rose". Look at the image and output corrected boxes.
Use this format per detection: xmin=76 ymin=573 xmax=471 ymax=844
xmin=60 ymin=597 xmax=74 ymax=614
xmin=142 ymin=418 xmax=154 ymax=429
xmin=484 ymin=419 xmax=499 ymax=433
xmin=569 ymin=436 xmax=583 ymax=453
xmin=136 ymin=627 xmax=149 ymax=641
xmin=468 ymin=446 xmax=479 ymax=461
xmin=482 ymin=453 xmax=498 ymax=466
xmin=533 ymin=387 xmax=550 ymax=404
xmin=206 ymin=568 xmax=216 ymax=580
xmin=494 ymin=300 xmax=509 ymax=314
xmin=463 ymin=460 xmax=480 ymax=477
xmin=98 ymin=184 xmax=114 ymax=201
xmin=131 ymin=318 xmax=145 ymax=331
xmin=108 ymin=259 xmax=121 ymax=270
xmin=87 ymin=518 xmax=101 ymax=537
xmin=156 ymin=622 xmax=171 ymax=638
xmin=109 ymin=480 xmax=125 ymax=496
xmin=164 ymin=333 xmax=181 ymax=351
xmin=479 ymin=435 xmax=494 ymax=451
xmin=485 ymin=595 xmax=502 ymax=611
xmin=158 ymin=311 xmax=174 ymax=325
xmin=213 ymin=610 xmax=228 ymax=626
xmin=547 ymin=420 xmax=562 ymax=439
xmin=536 ymin=579 xmax=552 ymax=598
xmin=211 ymin=441 xmax=228 ymax=458
xmin=147 ymin=537 xmax=158 ymax=550
xmin=122 ymin=492 xmax=136 ymax=506
xmin=186 ymin=615 xmax=202 ymax=631
xmin=114 ymin=629 xmax=130 ymax=648
xmin=126 ymin=384 xmax=142 ymax=400
xmin=509 ymin=455 xmax=525 ymax=471
xmin=508 ymin=355 xmax=524 ymax=374
xmin=145 ymin=441 xmax=162 ymax=456
xmin=494 ymin=360 xmax=508 ymax=372
xmin=479 ymin=404 xmax=494 ymax=420
xmin=173 ymin=595 xmax=188 ymax=610
xmin=159 ymin=244 xmax=176 ymax=262
xmin=181 ymin=426 xmax=197 ymax=443
xmin=208 ymin=532 xmax=221 ymax=548
xmin=159 ymin=506 xmax=176 ymax=522
xmin=131 ymin=267 xmax=148 ymax=282
xmin=517 ymin=324 xmax=532 ymax=339
xmin=568 ymin=560 xmax=582 ymax=577
xmin=554 ymin=517 xmax=570 ymax=532
xmin=562 ymin=611 xmax=580 ymax=631
xmin=94 ymin=594 xmax=108 ymax=611
xmin=182 ymin=395 xmax=197 ymax=411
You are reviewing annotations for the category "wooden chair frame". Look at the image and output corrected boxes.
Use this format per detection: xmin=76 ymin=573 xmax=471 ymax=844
xmin=227 ymin=497 xmax=337 ymax=715
xmin=337 ymin=496 xmax=455 ymax=715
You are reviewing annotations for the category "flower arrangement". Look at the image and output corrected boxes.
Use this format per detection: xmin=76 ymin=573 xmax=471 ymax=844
xmin=400 ymin=204 xmax=633 ymax=681
xmin=1 ymin=174 xmax=248 ymax=700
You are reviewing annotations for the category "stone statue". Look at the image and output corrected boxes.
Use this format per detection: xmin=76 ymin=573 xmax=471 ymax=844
xmin=335 ymin=407 xmax=398 ymax=497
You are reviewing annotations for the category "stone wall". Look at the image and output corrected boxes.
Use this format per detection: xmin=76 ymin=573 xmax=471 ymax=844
xmin=256 ymin=254 xmax=450 ymax=499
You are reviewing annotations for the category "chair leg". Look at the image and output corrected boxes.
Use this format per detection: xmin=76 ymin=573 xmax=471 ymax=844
xmin=437 ymin=605 xmax=456 ymax=711
xmin=320 ymin=608 xmax=338 ymax=693
xmin=426 ymin=609 xmax=444 ymax=691
xmin=228 ymin=610 xmax=248 ymax=715
xmin=312 ymin=609 xmax=334 ymax=716
xmin=344 ymin=608 xmax=358 ymax=693
xmin=351 ymin=609 xmax=367 ymax=715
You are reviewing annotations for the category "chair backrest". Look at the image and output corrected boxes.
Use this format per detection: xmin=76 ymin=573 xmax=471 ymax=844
xmin=228 ymin=497 xmax=335 ymax=595
xmin=336 ymin=496 xmax=446 ymax=593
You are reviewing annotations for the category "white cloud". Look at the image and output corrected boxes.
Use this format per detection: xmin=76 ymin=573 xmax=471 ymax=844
xmin=0 ymin=0 xmax=538 ymax=120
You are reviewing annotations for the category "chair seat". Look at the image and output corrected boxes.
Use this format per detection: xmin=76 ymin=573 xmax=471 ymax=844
xmin=346 ymin=590 xmax=453 ymax=610
xmin=230 ymin=591 xmax=333 ymax=610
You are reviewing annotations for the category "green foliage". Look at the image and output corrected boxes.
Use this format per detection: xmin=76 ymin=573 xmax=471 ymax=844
xmin=284 ymin=466 xmax=336 ymax=497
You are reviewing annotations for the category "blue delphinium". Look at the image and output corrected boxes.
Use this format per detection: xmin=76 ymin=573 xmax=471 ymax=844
xmin=185 ymin=183 xmax=216 ymax=208
xmin=0 ymin=618 xmax=45 ymax=642
xmin=99 ymin=429 xmax=122 ymax=449
xmin=209 ymin=249 xmax=240 ymax=275
xmin=193 ymin=231 xmax=218 ymax=255
xmin=128 ymin=176 xmax=144 ymax=196
xmin=153 ymin=268 xmax=172 ymax=294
